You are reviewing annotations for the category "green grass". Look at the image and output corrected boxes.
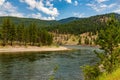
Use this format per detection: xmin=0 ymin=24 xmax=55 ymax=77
xmin=96 ymin=68 xmax=120 ymax=80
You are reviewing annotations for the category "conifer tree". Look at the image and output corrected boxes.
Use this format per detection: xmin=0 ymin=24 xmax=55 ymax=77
xmin=96 ymin=15 xmax=120 ymax=72
xmin=1 ymin=18 xmax=11 ymax=46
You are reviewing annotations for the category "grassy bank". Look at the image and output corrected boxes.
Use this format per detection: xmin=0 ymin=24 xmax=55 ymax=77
xmin=96 ymin=68 xmax=120 ymax=80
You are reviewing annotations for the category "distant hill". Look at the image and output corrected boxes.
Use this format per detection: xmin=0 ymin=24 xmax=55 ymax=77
xmin=0 ymin=16 xmax=60 ymax=27
xmin=0 ymin=13 xmax=120 ymax=34
xmin=46 ymin=13 xmax=120 ymax=34
xmin=0 ymin=16 xmax=80 ymax=27
xmin=58 ymin=17 xmax=80 ymax=23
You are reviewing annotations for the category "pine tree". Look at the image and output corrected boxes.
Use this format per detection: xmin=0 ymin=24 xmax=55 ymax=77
xmin=1 ymin=18 xmax=11 ymax=46
xmin=9 ymin=23 xmax=16 ymax=46
xmin=32 ymin=23 xmax=37 ymax=46
xmin=29 ymin=23 xmax=37 ymax=46
xmin=96 ymin=16 xmax=120 ymax=54
xmin=47 ymin=34 xmax=53 ymax=45
xmin=85 ymin=37 xmax=89 ymax=45
xmin=23 ymin=27 xmax=29 ymax=46
xmin=17 ymin=23 xmax=25 ymax=46
xmin=95 ymin=15 xmax=120 ymax=72
xmin=78 ymin=36 xmax=82 ymax=45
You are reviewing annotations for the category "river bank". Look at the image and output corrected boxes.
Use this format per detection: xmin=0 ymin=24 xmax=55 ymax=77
xmin=0 ymin=45 xmax=100 ymax=53
xmin=0 ymin=46 xmax=71 ymax=53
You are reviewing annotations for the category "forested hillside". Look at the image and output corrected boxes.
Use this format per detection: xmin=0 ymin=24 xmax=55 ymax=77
xmin=46 ymin=13 xmax=120 ymax=35
xmin=0 ymin=16 xmax=60 ymax=27
xmin=58 ymin=17 xmax=80 ymax=23
xmin=0 ymin=13 xmax=120 ymax=35
xmin=0 ymin=18 xmax=53 ymax=46
xmin=0 ymin=13 xmax=119 ymax=46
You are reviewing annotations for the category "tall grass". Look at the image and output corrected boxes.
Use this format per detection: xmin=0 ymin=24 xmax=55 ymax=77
xmin=96 ymin=68 xmax=120 ymax=80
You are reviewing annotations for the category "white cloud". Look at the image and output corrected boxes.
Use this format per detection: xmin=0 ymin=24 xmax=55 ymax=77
xmin=73 ymin=12 xmax=84 ymax=18
xmin=95 ymin=0 xmax=109 ymax=3
xmin=0 ymin=0 xmax=5 ymax=6
xmin=0 ymin=0 xmax=57 ymax=20
xmin=114 ymin=9 xmax=120 ymax=13
xmin=20 ymin=0 xmax=36 ymax=9
xmin=46 ymin=0 xmax=53 ymax=7
xmin=87 ymin=0 xmax=116 ymax=12
xmin=74 ymin=1 xmax=78 ymax=6
xmin=65 ymin=0 xmax=72 ymax=3
xmin=27 ymin=13 xmax=55 ymax=20
xmin=87 ymin=0 xmax=117 ymax=12
xmin=19 ymin=0 xmax=59 ymax=19
xmin=28 ymin=13 xmax=42 ymax=19
xmin=0 ymin=1 xmax=24 ymax=17
xmin=109 ymin=4 xmax=117 ymax=8
xmin=113 ymin=6 xmax=120 ymax=14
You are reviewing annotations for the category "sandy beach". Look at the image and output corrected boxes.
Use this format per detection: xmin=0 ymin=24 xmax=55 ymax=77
xmin=0 ymin=46 xmax=71 ymax=53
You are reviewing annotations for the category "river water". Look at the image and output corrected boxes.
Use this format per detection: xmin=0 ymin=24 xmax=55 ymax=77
xmin=0 ymin=46 xmax=99 ymax=80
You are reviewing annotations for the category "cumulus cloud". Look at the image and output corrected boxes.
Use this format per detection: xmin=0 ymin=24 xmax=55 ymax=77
xmin=0 ymin=1 xmax=24 ymax=17
xmin=0 ymin=0 xmax=5 ymax=6
xmin=65 ymin=0 xmax=72 ymax=3
xmin=87 ymin=3 xmax=116 ymax=12
xmin=46 ymin=0 xmax=53 ymax=7
xmin=73 ymin=12 xmax=84 ymax=18
xmin=27 ymin=13 xmax=55 ymax=20
xmin=19 ymin=0 xmax=59 ymax=18
xmin=113 ymin=5 xmax=120 ymax=14
xmin=114 ymin=9 xmax=120 ymax=14
xmin=0 ymin=0 xmax=57 ymax=20
xmin=95 ymin=0 xmax=109 ymax=3
xmin=74 ymin=1 xmax=78 ymax=6
xmin=87 ymin=0 xmax=116 ymax=12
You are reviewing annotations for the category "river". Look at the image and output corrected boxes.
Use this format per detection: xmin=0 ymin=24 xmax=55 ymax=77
xmin=0 ymin=46 xmax=99 ymax=80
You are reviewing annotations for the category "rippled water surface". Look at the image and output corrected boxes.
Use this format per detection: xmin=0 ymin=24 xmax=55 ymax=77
xmin=0 ymin=46 xmax=99 ymax=80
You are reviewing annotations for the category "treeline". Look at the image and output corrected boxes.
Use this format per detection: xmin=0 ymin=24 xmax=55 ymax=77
xmin=0 ymin=18 xmax=53 ymax=46
xmin=45 ymin=14 xmax=109 ymax=35
xmin=0 ymin=16 xmax=59 ymax=27
xmin=0 ymin=13 xmax=119 ymax=36
xmin=45 ymin=13 xmax=120 ymax=35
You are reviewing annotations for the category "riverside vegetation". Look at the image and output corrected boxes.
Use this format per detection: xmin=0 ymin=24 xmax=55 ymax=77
xmin=48 ymin=14 xmax=120 ymax=80
xmin=0 ymin=18 xmax=53 ymax=46
xmin=82 ymin=15 xmax=120 ymax=80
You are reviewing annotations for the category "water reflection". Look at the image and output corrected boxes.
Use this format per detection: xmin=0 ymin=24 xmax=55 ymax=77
xmin=0 ymin=47 xmax=98 ymax=80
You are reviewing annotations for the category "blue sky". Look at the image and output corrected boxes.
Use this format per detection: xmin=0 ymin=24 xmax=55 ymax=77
xmin=0 ymin=0 xmax=120 ymax=20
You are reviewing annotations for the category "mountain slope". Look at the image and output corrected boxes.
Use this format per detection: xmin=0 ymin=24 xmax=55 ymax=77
xmin=58 ymin=17 xmax=80 ymax=23
xmin=0 ymin=13 xmax=120 ymax=35
xmin=0 ymin=16 xmax=60 ymax=27
xmin=46 ymin=13 xmax=120 ymax=34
